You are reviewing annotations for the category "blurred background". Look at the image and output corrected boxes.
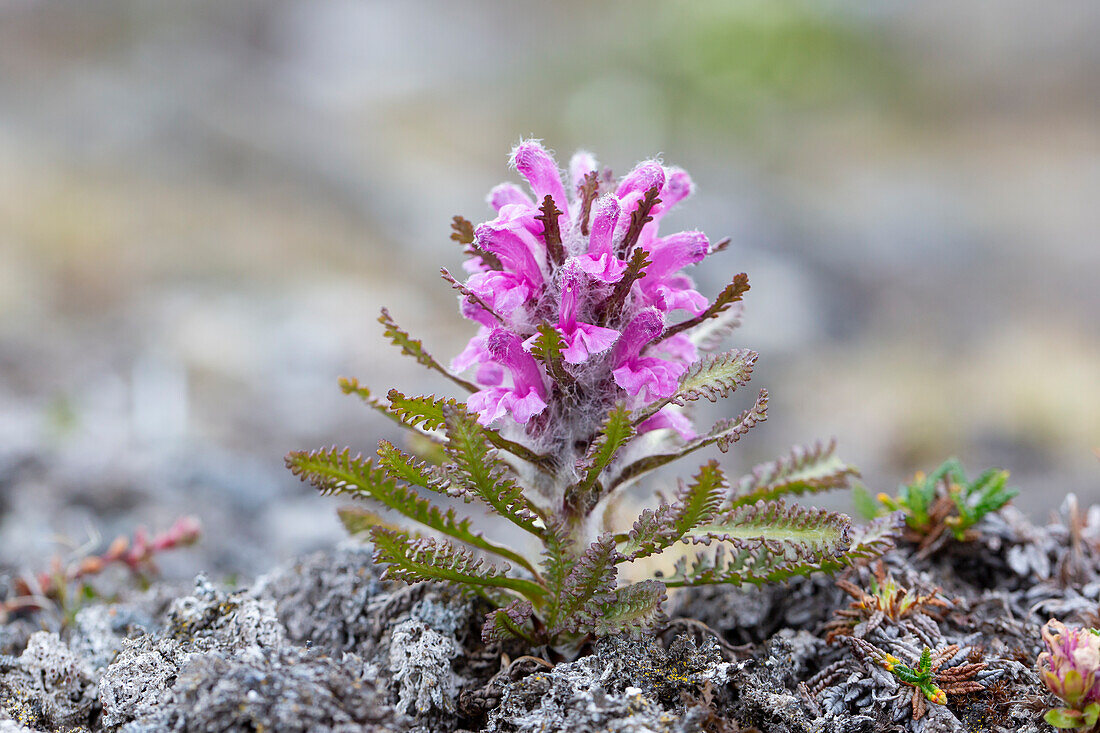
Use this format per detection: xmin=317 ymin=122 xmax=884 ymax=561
xmin=1 ymin=0 xmax=1097 ymax=578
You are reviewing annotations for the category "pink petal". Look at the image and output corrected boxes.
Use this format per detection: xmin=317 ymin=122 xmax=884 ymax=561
xmin=576 ymin=252 xmax=628 ymax=284
xmin=487 ymin=182 xmax=534 ymax=212
xmin=560 ymin=322 xmax=619 ymax=364
xmin=652 ymin=284 xmax=708 ymax=315
xmin=467 ymin=387 xmax=510 ymax=425
xmin=451 ymin=331 xmax=491 ymax=372
xmin=511 ymin=140 xmax=569 ymax=217
xmin=476 ymin=362 xmax=504 ymax=386
xmin=637 ymin=408 xmax=696 ymax=441
xmin=475 ymin=212 xmax=545 ymax=288
xmin=613 ymin=356 xmax=685 ymax=401
xmin=587 ymin=195 xmax=621 ymax=257
xmin=574 ymin=322 xmax=619 ymax=356
xmin=508 ymin=388 xmax=548 ymax=423
xmin=644 ymin=231 xmax=709 ymax=281
xmin=616 ymin=160 xmax=666 ymax=200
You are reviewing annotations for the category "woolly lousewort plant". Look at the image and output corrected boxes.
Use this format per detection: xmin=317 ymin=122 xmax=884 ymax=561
xmin=287 ymin=140 xmax=899 ymax=648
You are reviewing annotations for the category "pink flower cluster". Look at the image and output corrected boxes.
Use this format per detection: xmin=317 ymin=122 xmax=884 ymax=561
xmin=1038 ymin=619 xmax=1100 ymax=730
xmin=453 ymin=140 xmax=714 ymax=439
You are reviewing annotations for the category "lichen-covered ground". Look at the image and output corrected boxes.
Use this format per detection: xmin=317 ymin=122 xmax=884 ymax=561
xmin=3 ymin=498 xmax=1097 ymax=732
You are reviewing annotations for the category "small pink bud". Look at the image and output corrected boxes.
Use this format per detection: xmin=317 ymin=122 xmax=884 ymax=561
xmin=1038 ymin=619 xmax=1100 ymax=708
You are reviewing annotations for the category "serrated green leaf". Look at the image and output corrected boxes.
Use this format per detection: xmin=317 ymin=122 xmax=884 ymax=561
xmin=481 ymin=599 xmax=537 ymax=644
xmin=369 ymin=527 xmax=545 ymax=601
xmin=682 ymin=500 xmax=851 ymax=555
xmin=386 ymin=389 xmax=552 ymax=470
xmin=552 ymin=534 xmax=620 ymax=633
xmin=634 ymin=349 xmax=757 ymax=423
xmin=620 ymin=460 xmax=727 ymax=561
xmin=376 ymin=440 xmax=449 ymax=493
xmin=286 ymin=447 xmax=537 ymax=574
xmin=378 ymin=308 xmax=479 ymax=392
xmin=538 ymin=518 xmax=572 ymax=603
xmin=728 ymin=441 xmax=858 ymax=509
xmin=442 ymin=404 xmax=545 ymax=537
xmin=569 ymin=403 xmax=634 ymax=504
xmin=386 ymin=390 xmax=460 ymax=431
xmin=812 ymin=512 xmax=902 ymax=574
xmin=665 ymin=501 xmax=855 ymax=587
xmin=530 ymin=323 xmax=571 ymax=384
xmin=591 ymin=580 xmax=667 ymax=636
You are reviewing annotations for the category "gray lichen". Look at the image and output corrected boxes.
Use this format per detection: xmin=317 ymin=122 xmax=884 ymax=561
xmin=4 ymin=631 xmax=96 ymax=730
xmin=389 ymin=618 xmax=460 ymax=715
xmin=485 ymin=635 xmax=736 ymax=733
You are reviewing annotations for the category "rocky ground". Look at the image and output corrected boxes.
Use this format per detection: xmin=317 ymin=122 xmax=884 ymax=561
xmin=3 ymin=496 xmax=1097 ymax=732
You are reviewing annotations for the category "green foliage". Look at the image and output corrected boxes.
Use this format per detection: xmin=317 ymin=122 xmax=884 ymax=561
xmin=1045 ymin=704 xmax=1100 ymax=731
xmin=291 ymin=277 xmax=895 ymax=650
xmin=635 ymin=348 xmax=757 ymax=422
xmin=530 ymin=323 xmax=572 ymax=385
xmin=571 ymin=403 xmax=635 ymax=504
xmin=866 ymin=458 xmax=1018 ymax=544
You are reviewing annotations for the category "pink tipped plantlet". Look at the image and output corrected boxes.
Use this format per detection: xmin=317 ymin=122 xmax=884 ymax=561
xmin=1039 ymin=620 xmax=1100 ymax=731
xmin=287 ymin=140 xmax=899 ymax=648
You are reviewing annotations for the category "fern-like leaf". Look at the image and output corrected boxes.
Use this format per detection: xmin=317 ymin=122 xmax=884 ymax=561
xmin=664 ymin=503 xmax=853 ymax=588
xmin=442 ymin=404 xmax=545 ymax=536
xmin=538 ymin=518 xmax=572 ymax=603
xmin=287 ymin=447 xmax=538 ymax=574
xmin=384 ymin=390 xmax=460 ymax=432
xmin=451 ymin=215 xmax=504 ymax=271
xmin=728 ymin=441 xmax=859 ymax=509
xmin=338 ymin=378 xmax=443 ymax=442
xmin=634 ymin=349 xmax=758 ymax=423
xmin=376 ymin=440 xmax=450 ymax=495
xmin=611 ymin=389 xmax=768 ymax=490
xmin=681 ymin=500 xmax=851 ymax=555
xmin=620 ymin=460 xmax=727 ymax=561
xmin=481 ymin=599 xmax=537 ymax=644
xmin=552 ymin=534 xmax=620 ymax=633
xmin=450 ymin=215 xmax=475 ymax=245
xmin=369 ymin=527 xmax=545 ymax=601
xmin=387 ymin=389 xmax=551 ymax=469
xmin=617 ymin=185 xmax=661 ymax=258
xmin=660 ymin=272 xmax=750 ymax=341
xmin=535 ymin=194 xmax=566 ymax=266
xmin=378 ymin=308 xmax=479 ymax=392
xmin=813 ymin=512 xmax=903 ymax=574
xmin=591 ymin=580 xmax=667 ymax=636
xmin=530 ymin=323 xmax=571 ymax=384
xmin=569 ymin=403 xmax=634 ymax=505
